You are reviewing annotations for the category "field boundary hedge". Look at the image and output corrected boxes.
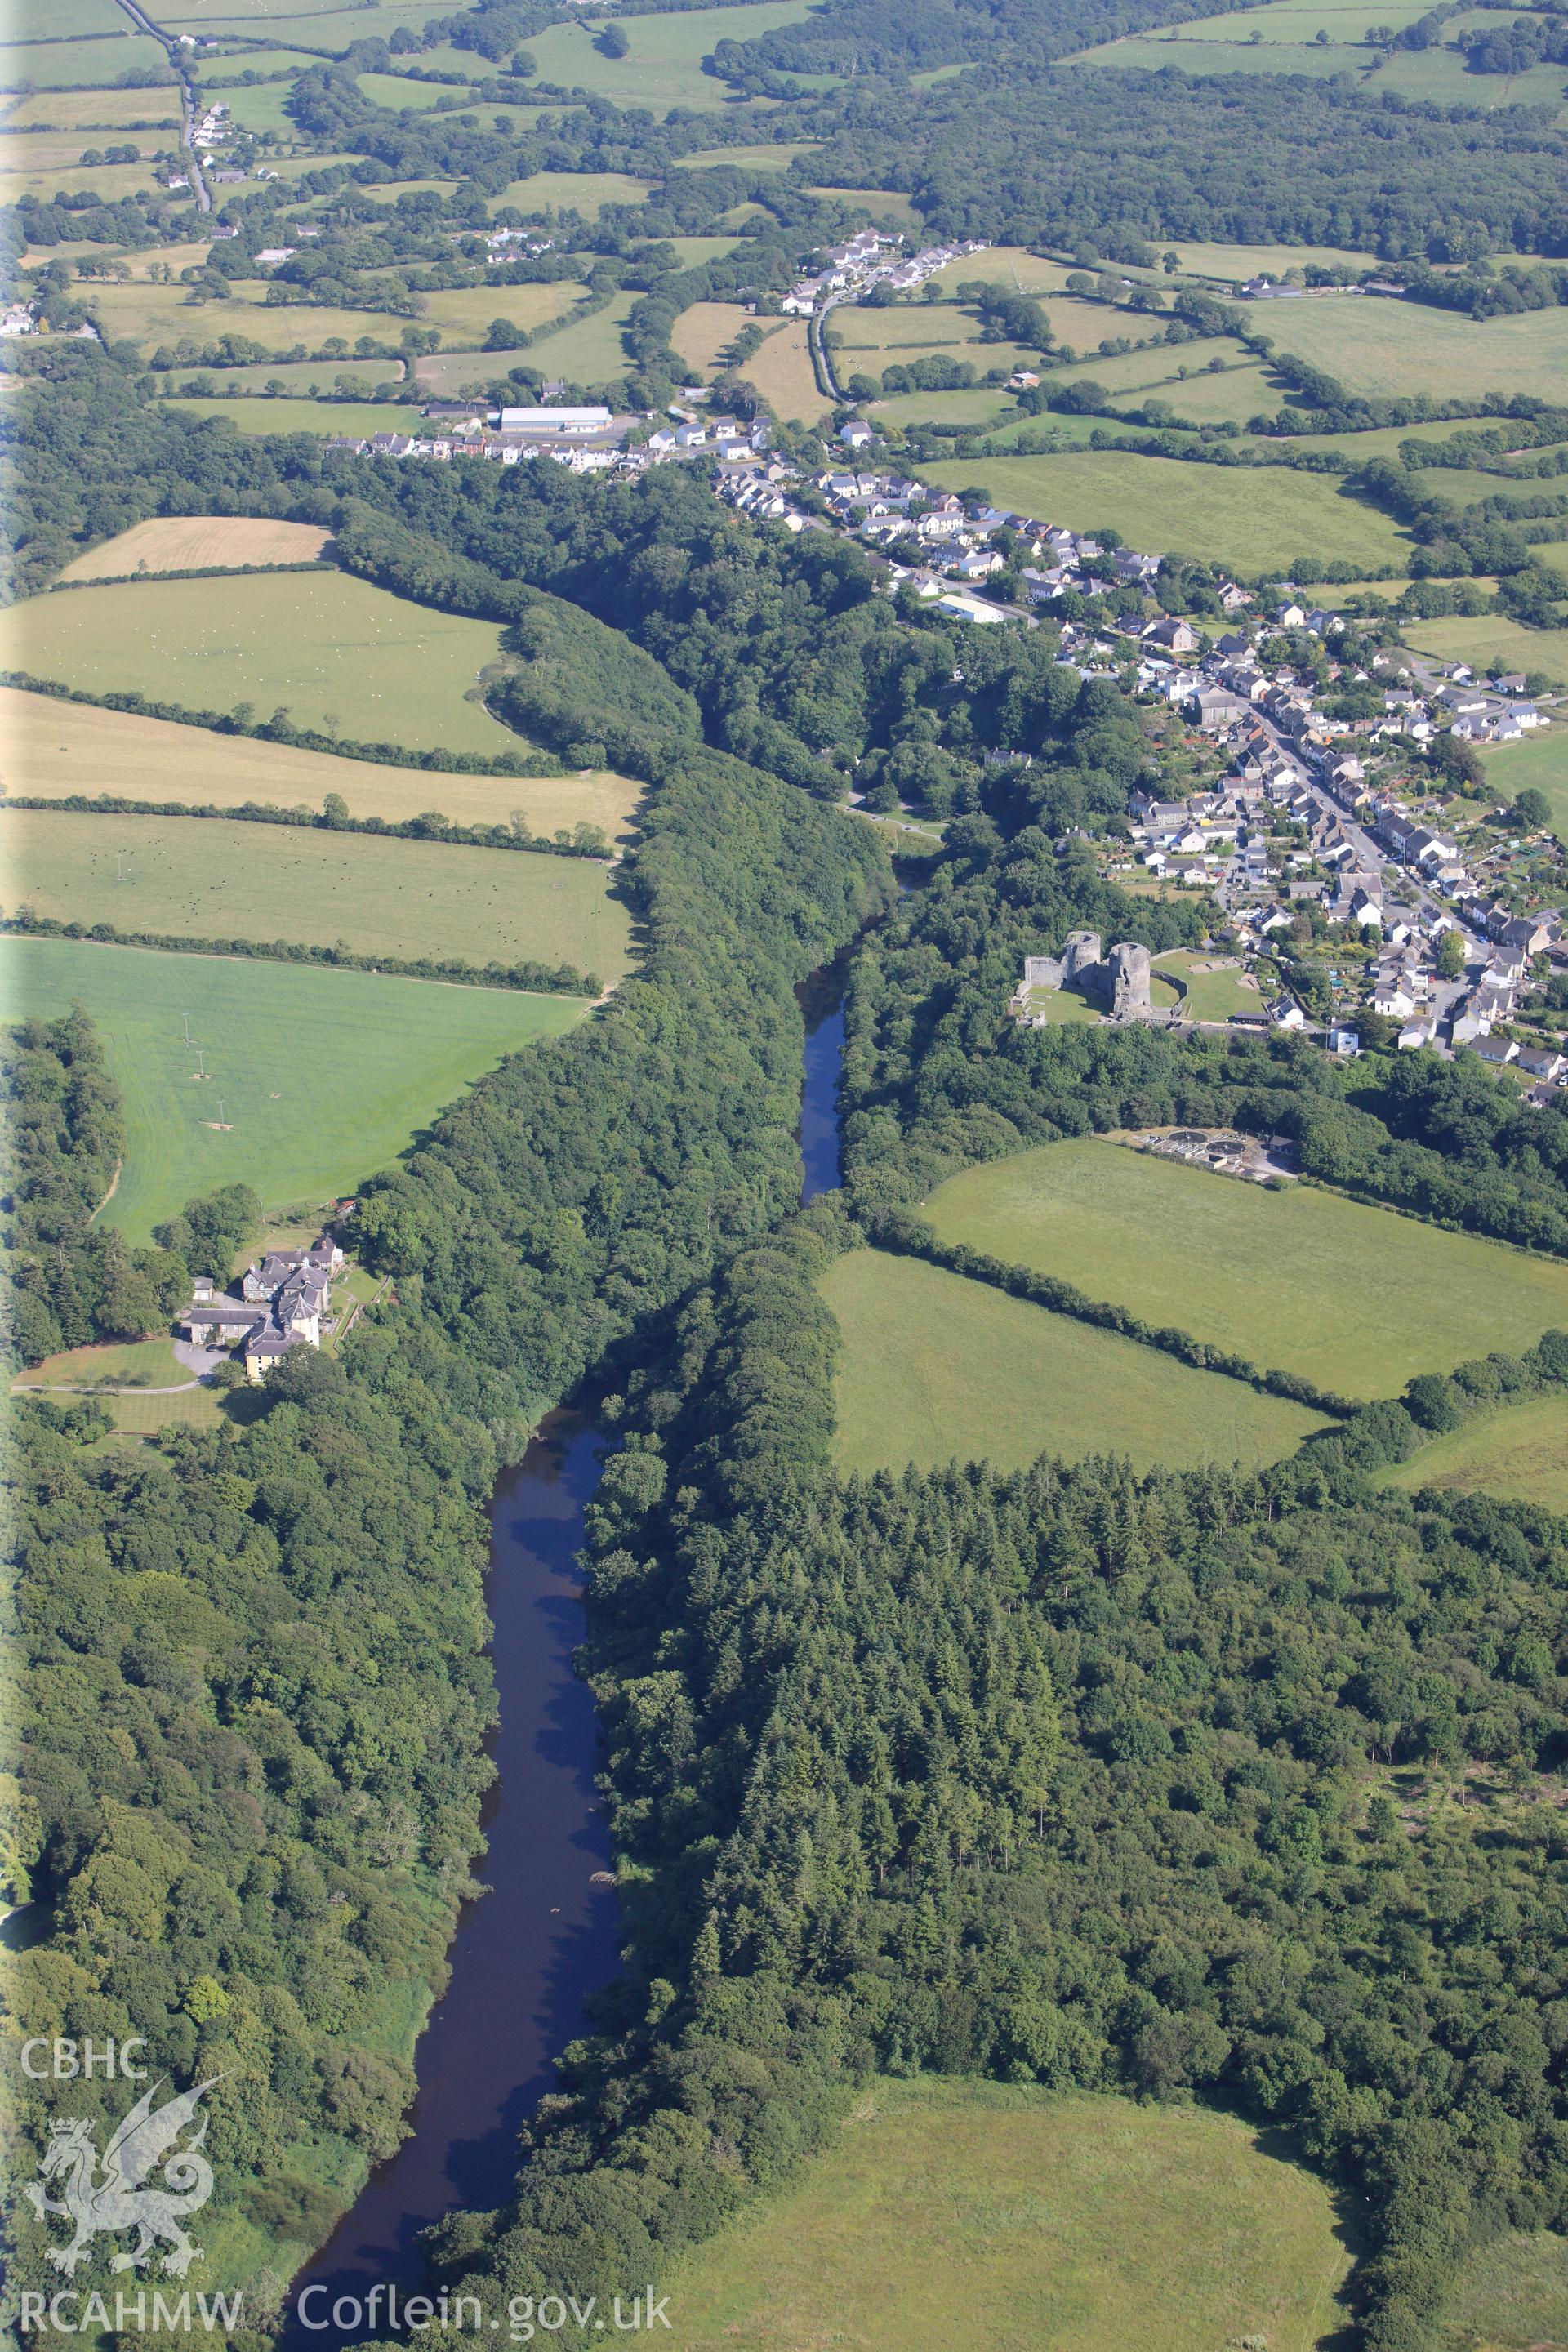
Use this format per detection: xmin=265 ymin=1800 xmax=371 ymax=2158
xmin=0 ymin=793 xmax=616 ymax=861
xmin=47 ymin=559 xmax=331 ymax=592
xmin=862 ymin=1205 xmax=1357 ymax=1417
xmin=0 ymin=670 xmax=565 ymax=777
xmin=0 ymin=912 xmax=600 ymax=997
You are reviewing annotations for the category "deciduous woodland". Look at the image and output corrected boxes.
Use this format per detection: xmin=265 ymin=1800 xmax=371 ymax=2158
xmin=8 ymin=0 xmax=1568 ymax=2337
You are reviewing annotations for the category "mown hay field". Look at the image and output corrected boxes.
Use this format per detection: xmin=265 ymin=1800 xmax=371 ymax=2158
xmin=5 ymin=568 xmax=519 ymax=755
xmin=665 ymin=2078 xmax=1352 ymax=2352
xmin=0 ymin=687 xmax=644 ymax=840
xmin=524 ymin=290 xmax=641 ymax=382
xmin=59 ymin=516 xmax=333 ymax=582
xmin=919 ymin=450 xmax=1409 ymax=572
xmin=821 ymin=1248 xmax=1326 ymax=1477
xmin=735 ymin=318 xmax=832 ymax=422
xmin=921 ymin=1138 xmax=1568 ymax=1398
xmin=1 ymin=808 xmax=634 ymax=978
xmin=0 ymin=934 xmax=587 ymax=1240
xmin=671 ymin=300 xmax=755 ymax=375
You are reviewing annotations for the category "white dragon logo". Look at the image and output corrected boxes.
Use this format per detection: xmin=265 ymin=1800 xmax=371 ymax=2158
xmin=24 ymin=2076 xmax=220 ymax=2278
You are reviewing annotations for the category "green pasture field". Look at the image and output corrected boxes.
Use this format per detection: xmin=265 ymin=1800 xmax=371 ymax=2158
xmin=928 ymin=246 xmax=1082 ymax=296
xmin=1260 ymin=297 xmax=1568 ymax=403
xmin=6 ymin=0 xmax=134 ymax=38
xmin=523 ymin=2 xmax=817 ymax=110
xmin=735 ymin=317 xmax=831 ymax=422
xmin=1371 ymin=41 xmax=1568 ymax=114
xmin=217 ymin=78 xmax=301 ymax=129
xmin=821 ymin=1248 xmax=1327 ymax=1478
xmin=415 ymin=281 xmax=581 ymax=345
xmin=1 ymin=158 xmax=161 ymax=204
xmin=1138 ymin=361 xmax=1276 ymax=423
xmin=1152 ymin=950 xmax=1264 ymax=1018
xmin=155 ymin=355 xmax=401 ymax=393
xmin=408 ymin=350 xmax=510 ymax=396
xmin=1083 ymin=33 xmax=1362 ymax=72
xmin=1402 ymin=613 xmax=1567 ymax=686
xmin=194 ymin=47 xmax=318 ymax=77
xmin=1047 ymin=332 xmax=1257 ymax=395
xmin=159 ymin=0 xmax=455 ymax=48
xmin=679 ymin=139 xmax=822 ymax=168
xmin=1377 ymin=1392 xmax=1568 ymax=1512
xmin=1162 ymin=237 xmax=1383 ymax=280
xmin=665 ymin=2078 xmax=1352 ymax=2352
xmin=872 ymin=385 xmax=1018 ymax=428
xmin=919 ymin=451 xmax=1409 ymax=572
xmin=489 ymin=171 xmax=653 ymax=219
xmin=921 ymin=1138 xmax=1568 ymax=1399
xmin=84 ymin=283 xmax=419 ymax=358
xmin=2 ymin=85 xmax=181 ymax=127
xmin=13 ymin=1337 xmax=189 ymax=1392
xmin=0 ymin=128 xmax=158 ymax=176
xmin=354 ymin=70 xmax=471 ymax=111
xmin=1437 ymin=2228 xmax=1568 ymax=2350
xmin=1480 ymin=729 xmax=1568 ymax=831
xmin=807 ymin=185 xmax=921 ymax=229
xmin=0 ymin=35 xmax=171 ymax=88
xmin=0 ymin=934 xmax=587 ymax=1240
xmin=668 ymin=234 xmax=746 ymax=268
xmin=524 ymin=289 xmax=640 ymax=382
xmin=2 ymin=808 xmax=633 ymax=978
xmin=7 ymin=568 xmax=522 ymax=755
xmin=1158 ymin=0 xmax=1442 ymax=40
xmin=158 ymin=395 xmax=427 ymax=435
xmin=0 ymin=683 xmax=644 ymax=840
xmin=830 ymin=301 xmax=991 ymax=352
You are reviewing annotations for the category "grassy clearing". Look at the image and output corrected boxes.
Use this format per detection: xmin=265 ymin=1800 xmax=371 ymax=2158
xmin=872 ymin=385 xmax=1018 ymax=428
xmin=0 ymin=158 xmax=160 ymax=202
xmin=666 ymin=2078 xmax=1352 ymax=2352
xmin=1377 ymin=1394 xmax=1568 ymax=1512
xmin=821 ymin=1247 xmax=1326 ymax=1477
xmin=807 ymin=185 xmax=921 ymax=229
xmin=1088 ymin=33 xmax=1365 ymax=71
xmin=354 ymin=69 xmax=470 ymax=111
xmin=158 ymin=396 xmax=427 ymax=436
xmin=0 ymin=934 xmax=587 ymax=1240
xmin=735 ymin=318 xmax=831 ymax=422
xmin=1 ymin=808 xmax=634 ymax=977
xmin=1372 ymin=42 xmax=1568 ymax=115
xmin=1480 ymin=729 xmax=1568 ymax=831
xmin=1048 ymin=333 xmax=1255 ymax=394
xmin=921 ymin=1138 xmax=1568 ymax=1399
xmin=1143 ymin=361 xmax=1275 ymax=422
xmin=524 ymin=288 xmax=640 ymax=381
xmin=60 ymin=516 xmax=332 ymax=581
xmin=679 ymin=139 xmax=822 ymax=168
xmin=1402 ymin=614 xmax=1567 ymax=687
xmin=1259 ymin=298 xmax=1568 ymax=403
xmin=488 ymin=170 xmax=653 ymax=219
xmin=0 ymin=686 xmax=644 ymax=839
xmin=1437 ymin=2228 xmax=1568 ymax=2350
xmin=523 ymin=2 xmax=817 ymax=112
xmin=218 ymin=77 xmax=301 ymax=129
xmin=920 ymin=451 xmax=1408 ymax=571
xmin=6 ymin=568 xmax=519 ymax=755
xmin=928 ymin=246 xmax=1082 ymax=295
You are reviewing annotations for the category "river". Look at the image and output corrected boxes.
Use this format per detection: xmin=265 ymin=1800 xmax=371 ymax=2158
xmin=279 ymin=970 xmax=849 ymax=2344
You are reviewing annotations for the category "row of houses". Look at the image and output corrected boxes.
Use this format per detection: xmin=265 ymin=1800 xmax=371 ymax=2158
xmin=779 ymin=232 xmax=991 ymax=316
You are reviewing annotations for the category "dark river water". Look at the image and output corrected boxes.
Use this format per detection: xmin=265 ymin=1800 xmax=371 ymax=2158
xmin=279 ymin=969 xmax=849 ymax=2345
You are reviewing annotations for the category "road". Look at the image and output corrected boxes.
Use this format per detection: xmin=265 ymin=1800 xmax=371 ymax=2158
xmin=111 ymin=0 xmax=210 ymax=211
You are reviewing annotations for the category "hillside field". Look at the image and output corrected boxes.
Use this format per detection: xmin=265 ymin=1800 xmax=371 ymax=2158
xmin=521 ymin=1 xmax=821 ymax=112
xmin=1258 ymin=296 xmax=1568 ymax=403
xmin=0 ymin=935 xmax=586 ymax=1240
xmin=1480 ymin=728 xmax=1568 ymax=832
xmin=920 ymin=1139 xmax=1568 ymax=1398
xmin=918 ymin=452 xmax=1408 ymax=572
xmin=1 ymin=809 xmax=633 ymax=979
xmin=0 ymin=687 xmax=643 ymax=839
xmin=5 ymin=569 xmax=520 ymax=755
xmin=59 ymin=517 xmax=333 ymax=582
xmin=820 ymin=1248 xmax=1326 ymax=1477
xmin=664 ymin=2078 xmax=1352 ymax=2352
xmin=735 ymin=318 xmax=831 ymax=422
xmin=1378 ymin=1394 xmax=1568 ymax=1512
